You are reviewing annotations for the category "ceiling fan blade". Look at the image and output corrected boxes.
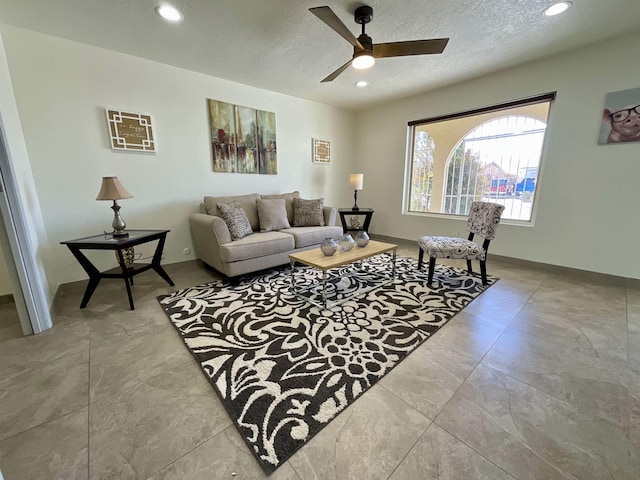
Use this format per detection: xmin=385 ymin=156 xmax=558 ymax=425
xmin=373 ymin=38 xmax=449 ymax=58
xmin=310 ymin=6 xmax=364 ymax=50
xmin=321 ymin=59 xmax=352 ymax=83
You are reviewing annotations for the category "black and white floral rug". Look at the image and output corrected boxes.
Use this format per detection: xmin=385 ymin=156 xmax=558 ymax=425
xmin=157 ymin=256 xmax=496 ymax=474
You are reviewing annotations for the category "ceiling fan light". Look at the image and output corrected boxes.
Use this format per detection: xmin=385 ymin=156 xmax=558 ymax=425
xmin=543 ymin=1 xmax=572 ymax=16
xmin=156 ymin=3 xmax=184 ymax=22
xmin=352 ymin=52 xmax=375 ymax=70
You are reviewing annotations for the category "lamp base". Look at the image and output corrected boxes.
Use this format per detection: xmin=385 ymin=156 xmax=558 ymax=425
xmin=352 ymin=190 xmax=360 ymax=211
xmin=110 ymin=200 xmax=128 ymax=239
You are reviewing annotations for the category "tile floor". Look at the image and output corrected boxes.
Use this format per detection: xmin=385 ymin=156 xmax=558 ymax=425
xmin=0 ymin=242 xmax=639 ymax=479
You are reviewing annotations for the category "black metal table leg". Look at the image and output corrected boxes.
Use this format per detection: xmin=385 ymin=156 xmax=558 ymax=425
xmin=67 ymin=246 xmax=102 ymax=308
xmin=151 ymin=233 xmax=175 ymax=286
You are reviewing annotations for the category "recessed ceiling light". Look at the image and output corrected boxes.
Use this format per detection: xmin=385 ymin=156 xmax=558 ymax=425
xmin=543 ymin=1 xmax=572 ymax=16
xmin=156 ymin=3 xmax=183 ymax=22
xmin=356 ymin=81 xmax=368 ymax=87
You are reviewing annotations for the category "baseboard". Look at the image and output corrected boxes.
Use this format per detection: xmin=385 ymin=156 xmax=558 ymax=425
xmin=370 ymin=233 xmax=640 ymax=287
xmin=0 ymin=293 xmax=14 ymax=305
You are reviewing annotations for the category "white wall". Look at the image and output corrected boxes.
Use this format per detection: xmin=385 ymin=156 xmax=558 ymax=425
xmin=0 ymin=32 xmax=54 ymax=302
xmin=0 ymin=25 xmax=356 ymax=286
xmin=355 ymin=30 xmax=640 ymax=279
xmin=0 ymin=245 xmax=11 ymax=296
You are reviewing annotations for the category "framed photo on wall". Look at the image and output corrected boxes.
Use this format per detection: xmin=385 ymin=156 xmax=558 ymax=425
xmin=106 ymin=109 xmax=155 ymax=152
xmin=313 ymin=139 xmax=331 ymax=164
xmin=598 ymin=87 xmax=640 ymax=144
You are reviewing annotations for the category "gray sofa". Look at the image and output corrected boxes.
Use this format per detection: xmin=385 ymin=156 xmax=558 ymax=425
xmin=189 ymin=192 xmax=343 ymax=277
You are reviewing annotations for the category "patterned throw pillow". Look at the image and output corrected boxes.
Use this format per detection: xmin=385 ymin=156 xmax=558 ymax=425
xmin=256 ymin=199 xmax=290 ymax=232
xmin=217 ymin=202 xmax=253 ymax=241
xmin=293 ymin=198 xmax=325 ymax=227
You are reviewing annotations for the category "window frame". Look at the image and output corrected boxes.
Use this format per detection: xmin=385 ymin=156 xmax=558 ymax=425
xmin=402 ymin=92 xmax=556 ymax=226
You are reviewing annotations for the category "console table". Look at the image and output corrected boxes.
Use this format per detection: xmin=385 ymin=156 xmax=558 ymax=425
xmin=61 ymin=229 xmax=174 ymax=310
xmin=338 ymin=208 xmax=374 ymax=234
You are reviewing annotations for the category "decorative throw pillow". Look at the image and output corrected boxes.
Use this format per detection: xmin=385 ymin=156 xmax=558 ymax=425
xmin=256 ymin=199 xmax=290 ymax=232
xmin=261 ymin=191 xmax=300 ymax=225
xmin=217 ymin=202 xmax=253 ymax=240
xmin=293 ymin=197 xmax=325 ymax=227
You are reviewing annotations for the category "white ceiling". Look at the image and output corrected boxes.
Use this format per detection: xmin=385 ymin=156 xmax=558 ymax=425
xmin=1 ymin=0 xmax=639 ymax=110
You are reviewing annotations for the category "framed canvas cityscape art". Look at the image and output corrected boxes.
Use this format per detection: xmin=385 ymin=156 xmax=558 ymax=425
xmin=208 ymin=99 xmax=277 ymax=174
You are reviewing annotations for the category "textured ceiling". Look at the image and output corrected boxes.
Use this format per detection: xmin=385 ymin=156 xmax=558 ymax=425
xmin=1 ymin=0 xmax=639 ymax=110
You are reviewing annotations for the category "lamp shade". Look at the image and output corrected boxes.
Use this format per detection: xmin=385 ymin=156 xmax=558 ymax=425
xmin=350 ymin=173 xmax=364 ymax=191
xmin=96 ymin=176 xmax=133 ymax=201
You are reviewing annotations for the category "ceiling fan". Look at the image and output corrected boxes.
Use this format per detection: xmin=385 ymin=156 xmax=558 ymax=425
xmin=310 ymin=5 xmax=449 ymax=82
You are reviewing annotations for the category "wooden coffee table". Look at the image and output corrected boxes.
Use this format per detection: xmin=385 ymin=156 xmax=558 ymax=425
xmin=288 ymin=240 xmax=398 ymax=309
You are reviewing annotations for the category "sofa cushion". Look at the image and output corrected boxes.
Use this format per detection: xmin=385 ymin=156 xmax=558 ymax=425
xmin=217 ymin=202 xmax=253 ymax=241
xmin=280 ymin=226 xmax=343 ymax=249
xmin=219 ymin=231 xmax=295 ymax=263
xmin=203 ymin=193 xmax=260 ymax=231
xmin=293 ymin=197 xmax=325 ymax=227
xmin=261 ymin=191 xmax=300 ymax=225
xmin=256 ymin=198 xmax=290 ymax=232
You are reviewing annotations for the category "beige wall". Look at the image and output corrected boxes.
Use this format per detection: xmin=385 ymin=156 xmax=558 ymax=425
xmin=0 ymin=25 xmax=356 ymax=286
xmin=355 ymin=30 xmax=640 ymax=279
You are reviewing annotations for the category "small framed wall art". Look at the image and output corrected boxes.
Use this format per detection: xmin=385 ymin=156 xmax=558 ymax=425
xmin=598 ymin=87 xmax=640 ymax=144
xmin=313 ymin=138 xmax=331 ymax=164
xmin=106 ymin=109 xmax=156 ymax=152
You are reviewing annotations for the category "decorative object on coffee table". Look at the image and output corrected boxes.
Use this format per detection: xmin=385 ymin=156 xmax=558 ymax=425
xmin=350 ymin=173 xmax=363 ymax=210
xmin=96 ymin=176 xmax=133 ymax=238
xmin=339 ymin=234 xmax=355 ymax=252
xmin=320 ymin=237 xmax=338 ymax=256
xmin=355 ymin=231 xmax=370 ymax=247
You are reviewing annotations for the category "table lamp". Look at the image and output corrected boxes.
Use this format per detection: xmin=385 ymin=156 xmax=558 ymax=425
xmin=96 ymin=176 xmax=133 ymax=238
xmin=350 ymin=173 xmax=364 ymax=211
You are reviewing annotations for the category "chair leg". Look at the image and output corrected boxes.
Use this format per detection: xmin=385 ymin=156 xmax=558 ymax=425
xmin=428 ymin=257 xmax=436 ymax=286
xmin=418 ymin=248 xmax=424 ymax=269
xmin=480 ymin=260 xmax=487 ymax=285
xmin=466 ymin=259 xmax=473 ymax=274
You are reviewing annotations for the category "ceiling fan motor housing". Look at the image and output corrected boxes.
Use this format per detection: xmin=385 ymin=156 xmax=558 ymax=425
xmin=355 ymin=33 xmax=373 ymax=53
xmin=354 ymin=6 xmax=373 ymax=25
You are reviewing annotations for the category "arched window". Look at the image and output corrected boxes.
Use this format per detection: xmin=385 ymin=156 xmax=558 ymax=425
xmin=443 ymin=115 xmax=547 ymax=220
xmin=405 ymin=93 xmax=554 ymax=223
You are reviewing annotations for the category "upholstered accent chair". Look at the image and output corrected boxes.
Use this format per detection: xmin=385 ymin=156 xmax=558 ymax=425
xmin=418 ymin=202 xmax=505 ymax=286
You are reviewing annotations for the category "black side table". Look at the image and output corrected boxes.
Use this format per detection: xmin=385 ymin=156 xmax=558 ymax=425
xmin=61 ymin=229 xmax=174 ymax=310
xmin=338 ymin=208 xmax=374 ymax=234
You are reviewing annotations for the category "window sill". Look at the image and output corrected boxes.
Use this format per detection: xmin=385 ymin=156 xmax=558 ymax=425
xmin=403 ymin=210 xmax=535 ymax=227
